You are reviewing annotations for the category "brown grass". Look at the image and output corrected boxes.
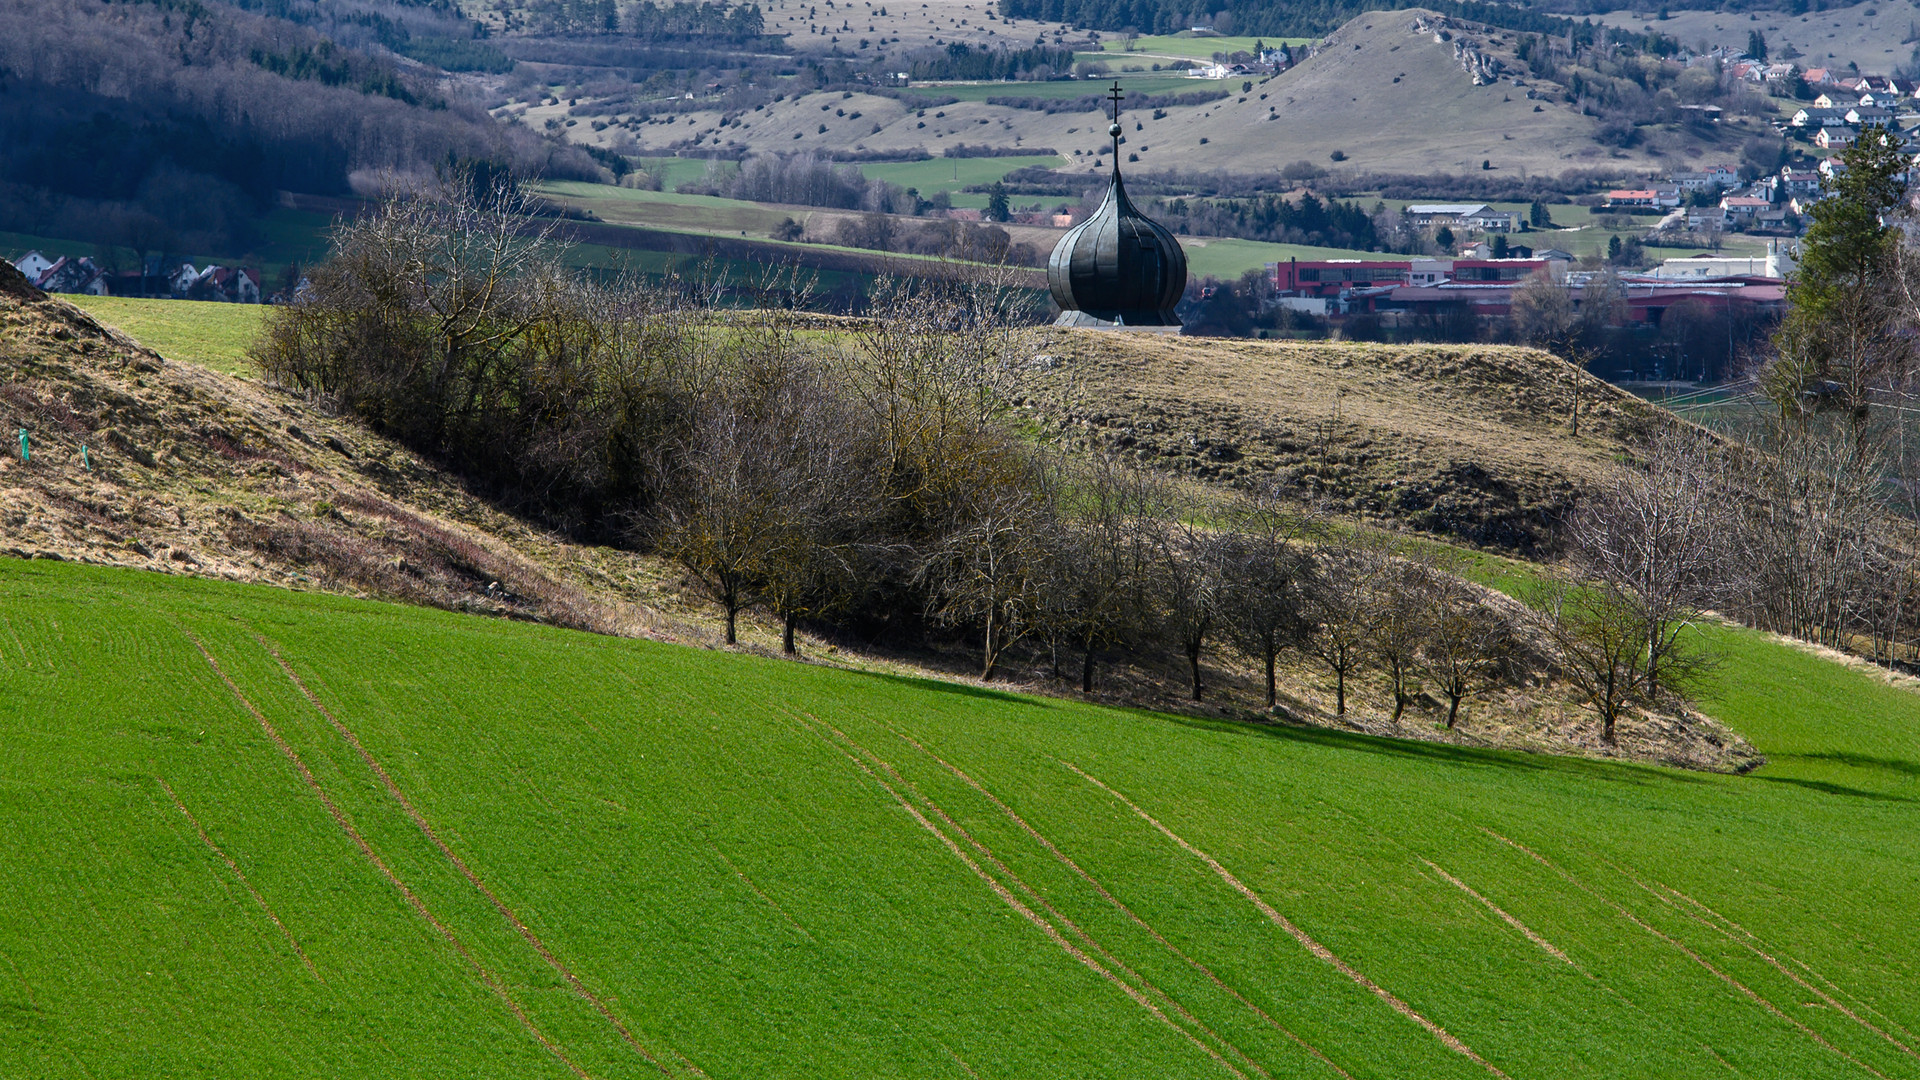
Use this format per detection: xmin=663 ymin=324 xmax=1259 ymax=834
xmin=1023 ymin=329 xmax=1668 ymax=553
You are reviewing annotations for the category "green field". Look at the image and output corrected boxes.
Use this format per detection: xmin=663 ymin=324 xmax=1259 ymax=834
xmin=907 ymin=75 xmax=1200 ymax=102
xmin=1181 ymin=237 xmax=1378 ymax=280
xmin=634 ymin=156 xmax=737 ymax=190
xmin=537 ymin=181 xmax=802 ymax=235
xmin=67 ymin=296 xmax=267 ymax=377
xmin=1094 ymin=33 xmax=1313 ymax=60
xmin=4 ymin=554 xmax=1919 ymax=1078
xmin=861 ymin=156 xmax=1068 ymax=209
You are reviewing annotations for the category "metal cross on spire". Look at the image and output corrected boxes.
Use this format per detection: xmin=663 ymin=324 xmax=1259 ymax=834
xmin=1107 ymin=81 xmax=1125 ymax=165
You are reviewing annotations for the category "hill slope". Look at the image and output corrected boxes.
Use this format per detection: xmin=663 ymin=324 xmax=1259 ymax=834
xmin=2 ymin=557 xmax=1918 ymax=1078
xmin=1025 ymin=330 xmax=1665 ymax=552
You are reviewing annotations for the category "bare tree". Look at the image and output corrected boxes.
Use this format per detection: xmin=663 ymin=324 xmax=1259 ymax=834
xmin=1306 ymin=533 xmax=1381 ymax=716
xmin=1150 ymin=515 xmax=1225 ymax=701
xmin=1049 ymin=452 xmax=1159 ymax=692
xmin=1527 ymin=579 xmax=1649 ymax=745
xmin=1369 ymin=550 xmax=1434 ymax=722
xmin=1568 ymin=428 xmax=1727 ymax=698
xmin=920 ymin=466 xmax=1061 ymax=680
xmin=1422 ymin=574 xmax=1520 ymax=729
xmin=1215 ymin=491 xmax=1321 ymax=709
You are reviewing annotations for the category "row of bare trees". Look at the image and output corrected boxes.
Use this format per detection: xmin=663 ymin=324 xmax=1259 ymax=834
xmin=260 ymin=176 xmax=1555 ymax=729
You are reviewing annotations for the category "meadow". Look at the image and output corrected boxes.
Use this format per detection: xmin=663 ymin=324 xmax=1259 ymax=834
xmin=2 ymin=553 xmax=1917 ymax=1078
xmin=67 ymin=296 xmax=267 ymax=378
xmin=1090 ymin=33 xmax=1314 ymax=60
xmin=860 ymin=155 xmax=1069 ymax=207
xmin=906 ymin=75 xmax=1200 ymax=102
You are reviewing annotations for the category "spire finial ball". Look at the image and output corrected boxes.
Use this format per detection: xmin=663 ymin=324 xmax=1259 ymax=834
xmin=1108 ymin=122 xmax=1121 ymax=137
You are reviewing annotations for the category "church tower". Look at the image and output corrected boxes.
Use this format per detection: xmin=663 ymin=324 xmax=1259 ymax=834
xmin=1046 ymin=83 xmax=1189 ymax=329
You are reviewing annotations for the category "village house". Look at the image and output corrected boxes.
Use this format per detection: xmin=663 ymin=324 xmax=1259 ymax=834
xmin=11 ymin=251 xmax=54 ymax=281
xmin=1686 ymin=205 xmax=1728 ymax=230
xmin=1816 ymin=125 xmax=1857 ymax=149
xmin=1775 ymin=168 xmax=1822 ymax=198
xmin=1720 ymin=195 xmax=1771 ymax=223
xmin=1791 ymin=106 xmax=1849 ymax=128
xmin=1606 ymin=188 xmax=1681 ymax=210
xmin=1846 ymin=104 xmax=1896 ymax=127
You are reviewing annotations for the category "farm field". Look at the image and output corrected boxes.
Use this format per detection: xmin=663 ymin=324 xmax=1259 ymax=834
xmin=905 ymin=75 xmax=1200 ymax=102
xmin=860 ymin=155 xmax=1068 ymax=207
xmin=1181 ymin=236 xmax=1377 ymax=278
xmin=1090 ymin=33 xmax=1315 ymax=60
xmin=3 ymin=555 xmax=1918 ymax=1078
xmin=66 ymin=296 xmax=267 ymax=377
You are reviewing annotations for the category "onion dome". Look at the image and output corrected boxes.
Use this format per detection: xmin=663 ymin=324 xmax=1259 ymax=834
xmin=1047 ymin=85 xmax=1188 ymax=328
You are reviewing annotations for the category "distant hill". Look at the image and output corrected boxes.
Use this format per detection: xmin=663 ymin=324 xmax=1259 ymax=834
xmin=0 ymin=0 xmax=601 ymax=257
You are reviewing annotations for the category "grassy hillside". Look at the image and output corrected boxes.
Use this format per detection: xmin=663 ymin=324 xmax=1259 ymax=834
xmin=3 ymin=555 xmax=1919 ymax=1078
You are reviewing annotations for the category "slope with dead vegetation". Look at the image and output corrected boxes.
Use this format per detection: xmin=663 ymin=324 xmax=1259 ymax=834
xmin=1022 ymin=330 xmax=1668 ymax=552
xmin=0 ymin=259 xmax=661 ymax=636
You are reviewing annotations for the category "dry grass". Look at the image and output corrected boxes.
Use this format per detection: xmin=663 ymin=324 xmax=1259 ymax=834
xmin=1021 ymin=329 xmax=1672 ymax=552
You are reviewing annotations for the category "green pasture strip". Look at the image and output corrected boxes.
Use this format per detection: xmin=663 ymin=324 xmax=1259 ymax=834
xmin=2 ymin=556 xmax=1918 ymax=1078
xmin=1094 ymin=34 xmax=1313 ymax=60
xmin=634 ymin=156 xmax=737 ymax=189
xmin=67 ymin=296 xmax=267 ymax=377
xmin=905 ymin=76 xmax=1199 ymax=102
xmin=1180 ymin=236 xmax=1380 ymax=279
xmin=860 ymin=156 xmax=1069 ymax=197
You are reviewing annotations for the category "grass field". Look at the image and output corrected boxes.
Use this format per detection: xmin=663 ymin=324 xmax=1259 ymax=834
xmin=4 ymin=554 xmax=1918 ymax=1078
xmin=861 ymin=156 xmax=1068 ymax=208
xmin=1095 ymin=33 xmax=1314 ymax=60
xmin=66 ymin=296 xmax=267 ymax=377
xmin=906 ymin=76 xmax=1200 ymax=102
xmin=1181 ymin=236 xmax=1378 ymax=279
xmin=634 ymin=156 xmax=736 ymax=190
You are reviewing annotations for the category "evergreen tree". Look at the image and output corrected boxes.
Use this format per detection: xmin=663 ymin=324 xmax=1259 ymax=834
xmin=1747 ymin=29 xmax=1767 ymax=61
xmin=1765 ymin=125 xmax=1912 ymax=436
xmin=986 ymin=181 xmax=1011 ymax=222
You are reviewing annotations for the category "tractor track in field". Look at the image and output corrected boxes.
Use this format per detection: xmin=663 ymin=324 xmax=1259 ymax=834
xmin=1064 ymin=760 xmax=1511 ymax=1080
xmin=709 ymin=840 xmax=814 ymax=942
xmin=250 ymin=630 xmax=698 ymax=1079
xmin=1312 ymin=798 xmax=1593 ymax=984
xmin=1481 ymin=828 xmax=1893 ymax=1080
xmin=180 ymin=626 xmax=596 ymax=1080
xmin=874 ymin=719 xmax=1355 ymax=1080
xmin=1419 ymin=859 xmax=1580 ymax=971
xmin=156 ymin=775 xmax=322 ymax=984
xmin=779 ymin=708 xmax=1253 ymax=1080
xmin=1599 ymin=855 xmax=1920 ymax=1065
xmin=824 ymin=718 xmax=1273 ymax=1080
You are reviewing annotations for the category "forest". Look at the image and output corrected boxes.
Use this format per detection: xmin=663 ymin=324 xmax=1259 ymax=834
xmin=0 ymin=0 xmax=600 ymax=254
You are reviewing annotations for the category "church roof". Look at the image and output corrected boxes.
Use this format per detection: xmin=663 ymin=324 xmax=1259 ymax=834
xmin=1046 ymin=84 xmax=1187 ymax=328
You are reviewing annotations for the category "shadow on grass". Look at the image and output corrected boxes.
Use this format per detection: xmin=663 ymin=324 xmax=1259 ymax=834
xmin=1751 ymin=775 xmax=1917 ymax=803
xmin=859 ymin=669 xmax=1060 ymax=709
xmin=1153 ymin=710 xmax=1718 ymax=788
xmin=1796 ymin=751 xmax=1920 ymax=779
